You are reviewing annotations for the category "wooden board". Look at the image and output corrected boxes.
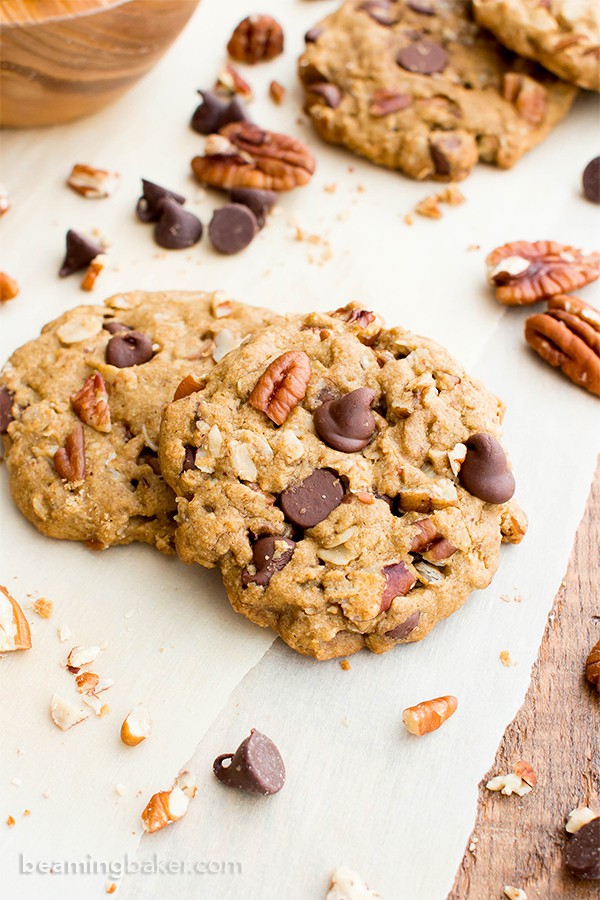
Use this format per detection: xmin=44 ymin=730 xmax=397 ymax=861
xmin=449 ymin=458 xmax=600 ymax=899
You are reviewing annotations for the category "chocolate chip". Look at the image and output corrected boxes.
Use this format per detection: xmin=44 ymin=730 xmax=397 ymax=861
xmin=407 ymin=0 xmax=435 ymax=13
xmin=59 ymin=230 xmax=103 ymax=277
xmin=182 ymin=445 xmax=196 ymax=472
xmin=397 ymin=40 xmax=448 ymax=75
xmin=280 ymin=469 xmax=344 ymax=528
xmin=359 ymin=1 xmax=398 ymax=25
xmin=430 ymin=135 xmax=461 ymax=176
xmin=314 ymin=388 xmax=376 ymax=453
xmin=308 ymin=82 xmax=342 ymax=108
xmin=136 ymin=179 xmax=186 ymax=223
xmin=565 ymin=817 xmax=600 ymax=880
xmin=230 ymin=188 xmax=277 ymax=229
xmin=213 ymin=729 xmax=285 ymax=795
xmin=458 ymin=433 xmax=515 ymax=504
xmin=139 ymin=448 xmax=161 ymax=475
xmin=0 ymin=386 xmax=14 ymax=433
xmin=304 ymin=26 xmax=323 ymax=43
xmin=154 ymin=198 xmax=203 ymax=250
xmin=583 ymin=157 xmax=600 ymax=205
xmin=242 ymin=535 xmax=296 ymax=586
xmin=208 ymin=204 xmax=258 ymax=254
xmin=190 ymin=90 xmax=249 ymax=135
xmin=103 ymin=320 xmax=130 ymax=334
xmin=385 ymin=611 xmax=421 ymax=640
xmin=105 ymin=331 xmax=154 ymax=368
xmin=380 ymin=562 xmax=417 ymax=612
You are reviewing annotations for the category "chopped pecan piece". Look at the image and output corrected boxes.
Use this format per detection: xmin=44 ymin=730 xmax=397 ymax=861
xmin=227 ymin=14 xmax=284 ymax=64
xmin=369 ymin=89 xmax=412 ymax=117
xmin=191 ymin=122 xmax=315 ymax=192
xmin=487 ymin=241 xmax=600 ymax=306
xmin=173 ymin=374 xmax=204 ymax=401
xmin=71 ymin=373 xmax=111 ymax=433
xmin=215 ymin=64 xmax=253 ymax=99
xmin=525 ymin=295 xmax=600 ymax=396
xmin=0 ymin=271 xmax=19 ymax=302
xmin=269 ymin=80 xmax=286 ymax=105
xmin=54 ymin=424 xmax=86 ymax=483
xmin=500 ymin=499 xmax=528 ymax=544
xmin=502 ymin=73 xmax=547 ymax=126
xmin=248 ymin=351 xmax=311 ymax=425
xmin=67 ymin=163 xmax=120 ymax=199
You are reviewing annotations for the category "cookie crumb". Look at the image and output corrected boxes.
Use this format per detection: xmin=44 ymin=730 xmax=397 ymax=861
xmin=32 ymin=598 xmax=53 ymax=619
xmin=269 ymin=80 xmax=286 ymax=105
xmin=415 ymin=195 xmax=442 ymax=219
xmin=339 ymin=659 xmax=351 ymax=671
xmin=0 ymin=271 xmax=20 ymax=302
xmin=6 ymin=816 xmax=15 ymax=827
xmin=414 ymin=185 xmax=465 ymax=220
xmin=499 ymin=650 xmax=514 ymax=667
xmin=504 ymin=887 xmax=527 ymax=900
xmin=404 ymin=213 xmax=413 ymax=226
xmin=324 ymin=183 xmax=337 ymax=194
xmin=23 ymin=809 xmax=31 ymax=817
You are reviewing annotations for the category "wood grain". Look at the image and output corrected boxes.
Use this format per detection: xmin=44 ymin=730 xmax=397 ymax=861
xmin=0 ymin=0 xmax=200 ymax=127
xmin=449 ymin=458 xmax=600 ymax=900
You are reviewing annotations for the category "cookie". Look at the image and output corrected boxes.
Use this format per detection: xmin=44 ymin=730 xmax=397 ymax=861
xmin=159 ymin=305 xmax=526 ymax=659
xmin=0 ymin=291 xmax=277 ymax=552
xmin=298 ymin=0 xmax=577 ymax=181
xmin=473 ymin=0 xmax=599 ymax=92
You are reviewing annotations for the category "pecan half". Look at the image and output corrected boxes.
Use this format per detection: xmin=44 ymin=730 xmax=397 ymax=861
xmin=502 ymin=73 xmax=547 ymax=126
xmin=227 ymin=15 xmax=284 ymax=64
xmin=191 ymin=123 xmax=315 ymax=192
xmin=369 ymin=89 xmax=412 ymax=117
xmin=71 ymin=373 xmax=111 ymax=433
xmin=487 ymin=241 xmax=600 ymax=306
xmin=54 ymin=424 xmax=86 ymax=482
xmin=586 ymin=638 xmax=600 ymax=691
xmin=248 ymin=351 xmax=311 ymax=425
xmin=525 ymin=295 xmax=600 ymax=396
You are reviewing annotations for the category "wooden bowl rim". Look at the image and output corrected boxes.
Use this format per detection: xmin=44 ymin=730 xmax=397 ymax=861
xmin=0 ymin=0 xmax=162 ymax=28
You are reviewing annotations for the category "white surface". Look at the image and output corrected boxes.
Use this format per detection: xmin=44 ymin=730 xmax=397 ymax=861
xmin=1 ymin=1 xmax=599 ymax=899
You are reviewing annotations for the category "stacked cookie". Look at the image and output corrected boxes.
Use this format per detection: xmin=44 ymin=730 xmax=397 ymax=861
xmin=298 ymin=0 xmax=597 ymax=181
xmin=1 ymin=293 xmax=526 ymax=659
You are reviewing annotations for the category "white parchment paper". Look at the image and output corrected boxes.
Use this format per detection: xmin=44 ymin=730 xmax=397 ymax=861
xmin=1 ymin=2 xmax=598 ymax=898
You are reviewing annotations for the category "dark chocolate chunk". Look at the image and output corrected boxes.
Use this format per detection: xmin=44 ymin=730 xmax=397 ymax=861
xmin=154 ymin=198 xmax=203 ymax=250
xmin=407 ymin=0 xmax=435 ymax=14
xmin=458 ymin=433 xmax=515 ymax=504
xmin=304 ymin=26 xmax=323 ymax=43
xmin=380 ymin=562 xmax=417 ymax=612
xmin=103 ymin=320 xmax=130 ymax=334
xmin=182 ymin=445 xmax=196 ymax=472
xmin=385 ymin=611 xmax=421 ymax=640
xmin=0 ymin=386 xmax=14 ymax=433
xmin=314 ymin=387 xmax=376 ymax=453
xmin=308 ymin=82 xmax=342 ymax=108
xmin=213 ymin=729 xmax=285 ymax=795
xmin=139 ymin=448 xmax=161 ymax=475
xmin=136 ymin=179 xmax=186 ymax=223
xmin=230 ymin=188 xmax=277 ymax=229
xmin=280 ymin=468 xmax=344 ymax=528
xmin=359 ymin=1 xmax=398 ymax=25
xmin=59 ymin=230 xmax=103 ymax=277
xmin=397 ymin=40 xmax=448 ymax=75
xmin=583 ymin=157 xmax=600 ymax=205
xmin=105 ymin=331 xmax=154 ymax=368
xmin=208 ymin=204 xmax=258 ymax=254
xmin=242 ymin=535 xmax=296 ymax=586
xmin=430 ymin=134 xmax=461 ymax=176
xmin=565 ymin=817 xmax=600 ymax=880
xmin=191 ymin=90 xmax=249 ymax=135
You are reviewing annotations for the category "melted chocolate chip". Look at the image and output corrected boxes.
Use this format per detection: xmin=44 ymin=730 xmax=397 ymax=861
xmin=380 ymin=562 xmax=417 ymax=612
xmin=242 ymin=535 xmax=296 ymax=586
xmin=565 ymin=817 xmax=600 ymax=880
xmin=458 ymin=433 xmax=515 ymax=504
xmin=280 ymin=469 xmax=344 ymax=528
xmin=208 ymin=204 xmax=258 ymax=254
xmin=385 ymin=611 xmax=421 ymax=640
xmin=59 ymin=230 xmax=104 ymax=277
xmin=136 ymin=179 xmax=186 ymax=223
xmin=0 ymin=386 xmax=14 ymax=433
xmin=103 ymin=320 xmax=130 ymax=334
xmin=583 ymin=157 xmax=600 ymax=205
xmin=407 ymin=0 xmax=435 ymax=13
xmin=230 ymin=188 xmax=277 ymax=229
xmin=213 ymin=729 xmax=285 ymax=795
xmin=182 ymin=445 xmax=196 ymax=472
xmin=154 ymin=198 xmax=203 ymax=250
xmin=105 ymin=331 xmax=154 ymax=368
xmin=397 ymin=40 xmax=448 ymax=75
xmin=304 ymin=26 xmax=323 ymax=43
xmin=359 ymin=0 xmax=398 ymax=25
xmin=309 ymin=82 xmax=342 ymax=108
xmin=191 ymin=90 xmax=249 ymax=135
xmin=314 ymin=388 xmax=376 ymax=453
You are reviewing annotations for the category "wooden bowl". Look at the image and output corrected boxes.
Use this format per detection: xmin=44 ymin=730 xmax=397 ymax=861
xmin=0 ymin=0 xmax=201 ymax=128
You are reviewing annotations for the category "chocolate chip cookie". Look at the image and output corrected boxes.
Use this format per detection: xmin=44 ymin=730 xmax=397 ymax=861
xmin=473 ymin=0 xmax=599 ymax=92
xmin=298 ymin=0 xmax=577 ymax=181
xmin=159 ymin=305 xmax=526 ymax=659
xmin=0 ymin=291 xmax=277 ymax=551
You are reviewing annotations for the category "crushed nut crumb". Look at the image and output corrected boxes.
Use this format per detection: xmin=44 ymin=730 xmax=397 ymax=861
xmin=32 ymin=598 xmax=53 ymax=619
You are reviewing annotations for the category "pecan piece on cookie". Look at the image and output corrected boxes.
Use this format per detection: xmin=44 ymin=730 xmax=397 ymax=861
xmin=54 ymin=424 xmax=86 ymax=483
xmin=487 ymin=241 xmax=600 ymax=306
xmin=227 ymin=15 xmax=284 ymax=64
xmin=248 ymin=351 xmax=311 ymax=425
xmin=502 ymin=73 xmax=547 ymax=126
xmin=525 ymin=295 xmax=600 ymax=396
xmin=71 ymin=373 xmax=111 ymax=433
xmin=191 ymin=123 xmax=315 ymax=192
